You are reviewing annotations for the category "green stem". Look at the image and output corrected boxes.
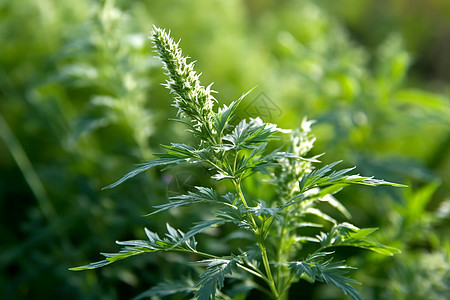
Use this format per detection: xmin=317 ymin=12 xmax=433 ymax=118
xmin=258 ymin=241 xmax=279 ymax=298
xmin=234 ymin=179 xmax=279 ymax=299
xmin=236 ymin=263 xmax=267 ymax=281
xmin=234 ymin=180 xmax=257 ymax=230
xmin=276 ymin=225 xmax=287 ymax=289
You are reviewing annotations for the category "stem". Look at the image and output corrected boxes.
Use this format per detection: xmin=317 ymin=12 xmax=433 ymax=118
xmin=177 ymin=248 xmax=217 ymax=259
xmin=234 ymin=179 xmax=279 ymax=299
xmin=234 ymin=180 xmax=258 ymax=230
xmin=236 ymin=263 xmax=267 ymax=280
xmin=258 ymin=241 xmax=279 ymax=298
xmin=276 ymin=225 xmax=287 ymax=289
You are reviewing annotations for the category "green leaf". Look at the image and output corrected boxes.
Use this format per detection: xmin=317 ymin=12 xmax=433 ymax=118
xmin=222 ymin=117 xmax=287 ymax=150
xmin=102 ymin=157 xmax=187 ymax=189
xmin=317 ymin=223 xmax=401 ymax=256
xmin=305 ymin=207 xmax=337 ymax=224
xmin=247 ymin=200 xmax=283 ymax=222
xmin=319 ymin=194 xmax=351 ymax=219
xmin=69 ymin=225 xmax=197 ymax=271
xmin=298 ymin=161 xmax=406 ymax=193
xmin=133 ymin=279 xmax=194 ymax=299
xmin=195 ymin=258 xmax=238 ymax=300
xmin=147 ymin=186 xmax=223 ymax=216
xmin=176 ymin=219 xmax=228 ymax=247
xmin=160 ymin=143 xmax=206 ymax=159
xmin=213 ymin=88 xmax=254 ymax=135
xmin=289 ymin=252 xmax=362 ymax=300
xmin=250 ymin=148 xmax=302 ymax=175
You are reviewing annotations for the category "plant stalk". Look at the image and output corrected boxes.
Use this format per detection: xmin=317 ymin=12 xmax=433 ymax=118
xmin=234 ymin=179 xmax=279 ymax=299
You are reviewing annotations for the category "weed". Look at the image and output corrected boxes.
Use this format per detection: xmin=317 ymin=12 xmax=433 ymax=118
xmin=71 ymin=26 xmax=404 ymax=300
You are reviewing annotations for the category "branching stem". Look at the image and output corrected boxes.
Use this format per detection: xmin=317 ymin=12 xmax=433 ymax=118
xmin=234 ymin=178 xmax=279 ymax=299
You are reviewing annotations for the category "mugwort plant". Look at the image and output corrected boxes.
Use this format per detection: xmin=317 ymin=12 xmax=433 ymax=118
xmin=71 ymin=26 xmax=404 ymax=300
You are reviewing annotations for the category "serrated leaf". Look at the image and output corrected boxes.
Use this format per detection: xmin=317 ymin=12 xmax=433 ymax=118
xmin=222 ymin=117 xmax=287 ymax=150
xmin=176 ymin=219 xmax=228 ymax=247
xmin=69 ymin=245 xmax=151 ymax=271
xmin=147 ymin=199 xmax=195 ymax=216
xmin=148 ymin=186 xmax=223 ymax=216
xmin=297 ymin=161 xmax=407 ymax=194
xmin=213 ymin=88 xmax=253 ymax=135
xmin=133 ymin=279 xmax=194 ymax=299
xmin=195 ymin=258 xmax=238 ymax=300
xmin=289 ymin=253 xmax=362 ymax=300
xmin=247 ymin=200 xmax=283 ymax=222
xmin=317 ymin=223 xmax=401 ymax=256
xmin=161 ymin=143 xmax=205 ymax=159
xmin=69 ymin=226 xmax=197 ymax=271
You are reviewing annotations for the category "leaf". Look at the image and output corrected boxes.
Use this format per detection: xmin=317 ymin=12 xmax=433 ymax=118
xmin=305 ymin=207 xmax=337 ymax=224
xmin=214 ymin=206 xmax=251 ymax=231
xmin=317 ymin=223 xmax=401 ymax=256
xmin=247 ymin=200 xmax=283 ymax=222
xmin=160 ymin=143 xmax=206 ymax=159
xmin=282 ymin=184 xmax=344 ymax=210
xmin=147 ymin=186 xmax=222 ymax=216
xmin=250 ymin=148 xmax=303 ymax=175
xmin=289 ymin=252 xmax=362 ymax=300
xmin=295 ymin=236 xmax=320 ymax=243
xmin=195 ymin=258 xmax=238 ymax=300
xmin=102 ymin=157 xmax=187 ymax=189
xmin=221 ymin=117 xmax=287 ymax=150
xmin=69 ymin=225 xmax=197 ymax=271
xmin=213 ymin=88 xmax=254 ymax=135
xmin=147 ymin=199 xmax=195 ymax=216
xmin=176 ymin=219 xmax=228 ymax=247
xmin=297 ymin=161 xmax=406 ymax=193
xmin=133 ymin=279 xmax=194 ymax=299
xmin=319 ymin=194 xmax=351 ymax=219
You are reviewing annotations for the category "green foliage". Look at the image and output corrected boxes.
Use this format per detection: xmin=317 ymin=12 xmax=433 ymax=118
xmin=289 ymin=252 xmax=361 ymax=300
xmin=195 ymin=258 xmax=239 ymax=300
xmin=69 ymin=224 xmax=199 ymax=271
xmin=71 ymin=26 xmax=404 ymax=300
xmin=1 ymin=1 xmax=448 ymax=299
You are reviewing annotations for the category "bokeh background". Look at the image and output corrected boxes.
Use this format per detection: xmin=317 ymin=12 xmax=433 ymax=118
xmin=0 ymin=0 xmax=449 ymax=299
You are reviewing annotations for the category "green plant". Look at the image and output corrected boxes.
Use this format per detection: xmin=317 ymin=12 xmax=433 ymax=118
xmin=71 ymin=26 xmax=405 ymax=300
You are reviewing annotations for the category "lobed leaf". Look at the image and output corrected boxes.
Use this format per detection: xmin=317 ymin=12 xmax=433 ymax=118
xmin=317 ymin=223 xmax=401 ymax=256
xmin=289 ymin=252 xmax=362 ymax=300
xmin=176 ymin=219 xmax=229 ymax=247
xmin=147 ymin=186 xmax=223 ymax=216
xmin=133 ymin=279 xmax=194 ymax=299
xmin=221 ymin=117 xmax=287 ymax=150
xmin=298 ymin=161 xmax=406 ymax=193
xmin=195 ymin=258 xmax=238 ymax=300
xmin=69 ymin=225 xmax=197 ymax=271
xmin=213 ymin=88 xmax=254 ymax=136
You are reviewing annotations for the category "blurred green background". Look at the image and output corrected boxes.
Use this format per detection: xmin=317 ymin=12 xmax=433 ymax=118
xmin=0 ymin=0 xmax=449 ymax=299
